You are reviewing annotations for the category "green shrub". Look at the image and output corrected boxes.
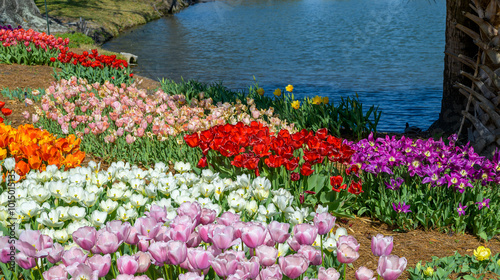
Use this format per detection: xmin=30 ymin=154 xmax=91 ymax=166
xmin=53 ymin=32 xmax=95 ymax=48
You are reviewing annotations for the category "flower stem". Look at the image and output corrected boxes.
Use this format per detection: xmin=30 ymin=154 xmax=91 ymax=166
xmin=343 ymin=263 xmax=346 ymax=280
xmin=320 ymin=235 xmax=324 ymax=267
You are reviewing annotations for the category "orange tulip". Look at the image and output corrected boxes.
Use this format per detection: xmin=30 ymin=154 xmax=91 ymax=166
xmin=28 ymin=155 xmax=42 ymax=170
xmin=15 ymin=161 xmax=30 ymax=177
xmin=0 ymin=148 xmax=6 ymax=160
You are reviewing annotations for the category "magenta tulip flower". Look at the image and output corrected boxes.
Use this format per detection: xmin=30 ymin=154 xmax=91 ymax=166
xmin=336 ymin=243 xmax=359 ymax=264
xmin=66 ymin=263 xmax=99 ymax=280
xmin=241 ymin=224 xmax=267 ymax=248
xmin=135 ymin=251 xmax=151 ymax=273
xmin=117 ymin=255 xmax=139 ymax=275
xmin=134 ymin=217 xmax=162 ymax=241
xmin=298 ymin=245 xmax=322 ymax=266
xmin=259 ymin=264 xmax=283 ymax=280
xmin=88 ymin=254 xmax=111 ymax=277
xmin=288 ymin=236 xmax=301 ymax=252
xmin=186 ymin=231 xmax=202 ymax=248
xmin=355 ymin=266 xmax=376 ymax=280
xmin=0 ymin=237 xmax=12 ymax=263
xmin=177 ymin=201 xmax=202 ymax=224
xmin=239 ymin=256 xmax=260 ymax=279
xmin=293 ymin=224 xmax=318 ymax=245
xmin=179 ymin=272 xmax=204 ymax=280
xmin=166 ymin=240 xmax=188 ymax=265
xmin=169 ymin=223 xmax=194 ymax=243
xmin=47 ymin=243 xmax=64 ymax=264
xmin=15 ymin=252 xmax=36 ymax=269
xmin=217 ymin=211 xmax=240 ymax=226
xmin=42 ymin=264 xmax=68 ymax=280
xmin=138 ymin=239 xmax=150 ymax=252
xmin=188 ymin=248 xmax=214 ymax=270
xmin=125 ymin=226 xmax=140 ymax=245
xmin=377 ymin=255 xmax=407 ymax=280
xmin=210 ymin=252 xmax=239 ymax=277
xmin=255 ymin=245 xmax=278 ymax=267
xmin=96 ymin=231 xmax=123 ymax=254
xmin=314 ymin=212 xmax=336 ymax=235
xmin=318 ymin=267 xmax=340 ymax=280
xmin=200 ymin=208 xmax=217 ymax=225
xmin=268 ymin=221 xmax=290 ymax=244
xmin=371 ymin=234 xmax=393 ymax=257
xmin=145 ymin=204 xmax=168 ymax=223
xmin=336 ymin=235 xmax=360 ymax=252
xmin=106 ymin=220 xmax=132 ymax=243
xmin=72 ymin=226 xmax=98 ymax=251
xmin=279 ymin=254 xmax=309 ymax=279
xmin=148 ymin=241 xmax=169 ymax=264
xmin=62 ymin=246 xmax=88 ymax=266
xmin=212 ymin=226 xmax=235 ymax=250
xmin=16 ymin=230 xmax=53 ymax=258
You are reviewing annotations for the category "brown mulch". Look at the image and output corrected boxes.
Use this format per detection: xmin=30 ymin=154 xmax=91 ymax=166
xmin=2 ymin=63 xmax=500 ymax=279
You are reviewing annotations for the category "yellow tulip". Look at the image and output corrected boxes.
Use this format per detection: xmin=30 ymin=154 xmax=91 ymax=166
xmin=322 ymin=97 xmax=329 ymax=104
xmin=0 ymin=148 xmax=6 ymax=160
xmin=474 ymin=246 xmax=491 ymax=261
xmin=291 ymin=100 xmax=300 ymax=109
xmin=286 ymin=84 xmax=294 ymax=92
xmin=312 ymin=95 xmax=322 ymax=105
xmin=273 ymin=88 xmax=282 ymax=97
xmin=256 ymin=88 xmax=265 ymax=96
xmin=423 ymin=267 xmax=434 ymax=277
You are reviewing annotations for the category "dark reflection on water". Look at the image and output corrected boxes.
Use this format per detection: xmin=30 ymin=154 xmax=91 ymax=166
xmin=103 ymin=0 xmax=446 ymax=132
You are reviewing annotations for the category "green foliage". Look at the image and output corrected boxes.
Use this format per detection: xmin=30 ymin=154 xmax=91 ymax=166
xmin=53 ymin=64 xmax=134 ymax=86
xmin=0 ymin=43 xmax=58 ymax=65
xmin=409 ymin=251 xmax=500 ymax=280
xmin=0 ymin=87 xmax=46 ymax=103
xmin=53 ymin=32 xmax=94 ymax=48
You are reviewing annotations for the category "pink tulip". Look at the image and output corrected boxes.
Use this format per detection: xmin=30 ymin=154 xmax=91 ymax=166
xmin=117 ymin=255 xmax=139 ymax=275
xmin=314 ymin=213 xmax=336 ymax=235
xmin=177 ymin=201 xmax=202 ymax=225
xmin=166 ymin=240 xmax=188 ymax=265
xmin=125 ymin=226 xmax=140 ymax=245
xmin=62 ymin=246 xmax=88 ymax=266
xmin=298 ymin=245 xmax=322 ymax=266
xmin=241 ymin=224 xmax=267 ymax=248
xmin=186 ymin=231 xmax=201 ymax=248
xmin=95 ymin=231 xmax=123 ymax=254
xmin=355 ymin=266 xmax=376 ymax=280
xmin=200 ymin=208 xmax=217 ymax=225
xmin=239 ymin=256 xmax=260 ymax=279
xmin=138 ymin=239 xmax=150 ymax=252
xmin=336 ymin=243 xmax=359 ymax=264
xmin=255 ymin=245 xmax=278 ymax=267
xmin=212 ymin=226 xmax=235 ymax=250
xmin=169 ymin=223 xmax=194 ymax=243
xmin=134 ymin=217 xmax=162 ymax=241
xmin=42 ymin=264 xmax=68 ymax=280
xmin=318 ymin=267 xmax=340 ymax=280
xmin=16 ymin=230 xmax=53 ymax=258
xmin=148 ymin=241 xmax=169 ymax=264
xmin=371 ymin=234 xmax=393 ymax=257
xmin=72 ymin=226 xmax=98 ymax=251
xmin=15 ymin=252 xmax=37 ymax=269
xmin=179 ymin=272 xmax=204 ymax=280
xmin=135 ymin=252 xmax=151 ymax=273
xmin=377 ymin=255 xmax=407 ymax=280
xmin=259 ymin=264 xmax=282 ymax=280
xmin=210 ymin=252 xmax=239 ymax=277
xmin=145 ymin=205 xmax=168 ymax=223
xmin=287 ymin=236 xmax=301 ymax=252
xmin=126 ymin=134 xmax=136 ymax=144
xmin=217 ymin=211 xmax=240 ymax=226
xmin=106 ymin=220 xmax=132 ymax=243
xmin=278 ymin=254 xmax=309 ymax=279
xmin=47 ymin=243 xmax=64 ymax=264
xmin=88 ymin=254 xmax=112 ymax=277
xmin=66 ymin=263 xmax=99 ymax=280
xmin=337 ymin=235 xmax=360 ymax=252
xmin=293 ymin=224 xmax=318 ymax=245
xmin=188 ymin=248 xmax=214 ymax=270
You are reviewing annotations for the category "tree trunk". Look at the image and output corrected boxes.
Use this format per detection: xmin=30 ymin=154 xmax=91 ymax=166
xmin=0 ymin=0 xmax=68 ymax=33
xmin=429 ymin=0 xmax=480 ymax=133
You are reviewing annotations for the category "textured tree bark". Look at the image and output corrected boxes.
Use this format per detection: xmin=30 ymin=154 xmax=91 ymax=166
xmin=429 ymin=0 xmax=480 ymax=133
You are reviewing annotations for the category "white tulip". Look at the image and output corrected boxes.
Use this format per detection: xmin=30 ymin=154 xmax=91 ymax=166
xmin=287 ymin=209 xmax=304 ymax=225
xmin=197 ymin=197 xmax=212 ymax=208
xmin=151 ymin=198 xmax=172 ymax=209
xmin=174 ymin=162 xmax=191 ymax=173
xmin=111 ymin=161 xmax=130 ymax=170
xmin=87 ymin=160 xmax=101 ymax=172
xmin=86 ymin=184 xmax=103 ymax=196
xmin=278 ymin=242 xmax=289 ymax=257
xmin=37 ymin=211 xmax=64 ymax=228
xmin=46 ymin=165 xmax=58 ymax=175
xmin=3 ymin=158 xmax=15 ymax=171
xmin=14 ymin=188 xmax=28 ymax=200
xmin=213 ymin=180 xmax=226 ymax=201
xmin=68 ymin=173 xmax=86 ymax=188
xmin=53 ymin=170 xmax=68 ymax=181
xmin=67 ymin=186 xmax=86 ymax=203
xmin=130 ymin=193 xmax=148 ymax=208
xmin=56 ymin=206 xmax=71 ymax=221
xmin=41 ymin=228 xmax=55 ymax=240
xmin=228 ymin=193 xmax=246 ymax=212
xmin=201 ymin=169 xmax=219 ymax=183
xmin=31 ymin=187 xmax=51 ymax=203
xmin=154 ymin=162 xmax=168 ymax=173
xmin=334 ymin=227 xmax=348 ymax=240
xmin=54 ymin=228 xmax=70 ymax=243
xmin=91 ymin=172 xmax=108 ymax=187
xmin=117 ymin=206 xmax=138 ymax=221
xmin=129 ymin=178 xmax=145 ymax=191
xmin=19 ymin=201 xmax=43 ymax=218
xmin=113 ymin=181 xmax=128 ymax=190
xmin=107 ymin=187 xmax=125 ymax=201
xmin=66 ymin=220 xmax=90 ymax=236
xmin=49 ymin=181 xmax=67 ymax=198
xmin=324 ymin=237 xmax=337 ymax=253
xmin=68 ymin=207 xmax=86 ymax=221
xmin=144 ymin=183 xmax=157 ymax=198
xmin=258 ymin=204 xmax=278 ymax=219
xmin=0 ymin=193 xmax=9 ymax=206
xmin=81 ymin=192 xmax=97 ymax=208
xmin=99 ymin=199 xmax=119 ymax=214
xmin=89 ymin=210 xmax=108 ymax=227
xmin=245 ymin=200 xmax=258 ymax=214
xmin=199 ymin=182 xmax=215 ymax=197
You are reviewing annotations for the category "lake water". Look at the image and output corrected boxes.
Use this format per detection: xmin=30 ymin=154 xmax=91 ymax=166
xmin=102 ymin=0 xmax=446 ymax=132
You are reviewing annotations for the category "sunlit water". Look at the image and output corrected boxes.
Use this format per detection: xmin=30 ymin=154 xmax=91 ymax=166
xmin=103 ymin=0 xmax=446 ymax=132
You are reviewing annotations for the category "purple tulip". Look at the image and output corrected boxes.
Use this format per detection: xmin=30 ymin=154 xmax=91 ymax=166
xmin=145 ymin=204 xmax=168 ymax=223
xmin=259 ymin=264 xmax=282 ymax=280
xmin=200 ymin=208 xmax=217 ymax=225
xmin=62 ymin=246 xmax=88 ymax=266
xmin=117 ymin=255 xmax=139 ymax=275
xmin=287 ymin=236 xmax=301 ymax=251
xmin=212 ymin=226 xmax=235 ymax=250
xmin=186 ymin=231 xmax=202 ymax=248
xmin=88 ymin=254 xmax=111 ymax=277
xmin=148 ymin=241 xmax=169 ymax=264
xmin=298 ymin=245 xmax=322 ymax=266
xmin=267 ymin=221 xmax=290 ymax=244
xmin=371 ymin=234 xmax=393 ymax=257
xmin=279 ymin=254 xmax=309 ymax=279
xmin=66 ymin=263 xmax=99 ymax=280
xmin=73 ymin=226 xmax=98 ymax=251
xmin=314 ymin=212 xmax=336 ymax=235
xmin=210 ymin=252 xmax=239 ymax=277
xmin=135 ymin=251 xmax=152 ymax=273
xmin=217 ymin=211 xmax=240 ymax=226
xmin=355 ymin=266 xmax=376 ymax=280
xmin=15 ymin=252 xmax=36 ymax=269
xmin=0 ymin=237 xmax=12 ymax=263
xmin=179 ymin=272 xmax=204 ymax=280
xmin=377 ymin=255 xmax=407 ymax=280
xmin=188 ymin=248 xmax=214 ymax=270
xmin=16 ymin=230 xmax=53 ymax=258
xmin=42 ymin=264 xmax=68 ymax=280
xmin=106 ymin=220 xmax=132 ymax=243
xmin=336 ymin=235 xmax=360 ymax=252
xmin=241 ymin=224 xmax=267 ymax=248
xmin=318 ymin=267 xmax=340 ymax=280
xmin=336 ymin=243 xmax=359 ymax=264
xmin=177 ymin=201 xmax=202 ymax=225
xmin=47 ymin=243 xmax=64 ymax=264
xmin=293 ymin=224 xmax=318 ymax=246
xmin=96 ymin=231 xmax=123 ymax=254
xmin=255 ymin=245 xmax=278 ymax=267
xmin=166 ymin=240 xmax=188 ymax=265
